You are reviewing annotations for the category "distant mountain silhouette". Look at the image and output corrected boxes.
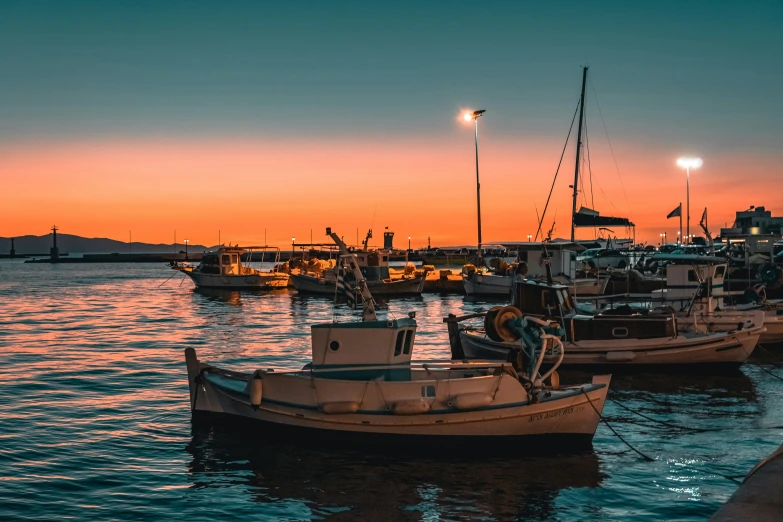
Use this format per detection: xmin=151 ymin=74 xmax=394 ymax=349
xmin=0 ymin=234 xmax=211 ymax=254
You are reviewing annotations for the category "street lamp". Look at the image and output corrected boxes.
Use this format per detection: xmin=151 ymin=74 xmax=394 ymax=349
xmin=184 ymin=239 xmax=189 ymax=260
xmin=527 ymin=234 xmax=533 ymax=242
xmin=677 ymin=157 xmax=702 ymax=244
xmin=408 ymin=236 xmax=411 ymax=252
xmin=462 ymin=109 xmax=486 ymax=266
xmin=677 ymin=230 xmax=681 ymax=244
xmin=291 ymin=237 xmax=295 ymax=260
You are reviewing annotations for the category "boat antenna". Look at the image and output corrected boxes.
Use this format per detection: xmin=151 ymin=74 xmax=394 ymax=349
xmin=571 ymin=66 xmax=588 ymax=242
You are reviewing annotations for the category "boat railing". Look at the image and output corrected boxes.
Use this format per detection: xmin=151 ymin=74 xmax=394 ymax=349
xmin=265 ymin=360 xmax=518 ymax=376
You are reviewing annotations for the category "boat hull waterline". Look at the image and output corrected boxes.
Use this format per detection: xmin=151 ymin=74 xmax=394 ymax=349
xmin=185 ymin=348 xmax=610 ymax=441
xmin=459 ymin=328 xmax=762 ymax=367
xmin=184 ymin=271 xmax=289 ymax=289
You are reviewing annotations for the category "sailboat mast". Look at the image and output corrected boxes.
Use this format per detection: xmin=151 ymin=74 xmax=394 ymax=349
xmin=571 ymin=66 xmax=588 ymax=242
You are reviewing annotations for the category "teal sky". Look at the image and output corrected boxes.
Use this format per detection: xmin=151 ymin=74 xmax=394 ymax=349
xmin=1 ymin=0 xmax=781 ymax=150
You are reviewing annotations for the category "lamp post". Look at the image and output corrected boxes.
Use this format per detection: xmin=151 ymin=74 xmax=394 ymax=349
xmin=291 ymin=237 xmax=295 ymax=260
xmin=677 ymin=230 xmax=681 ymax=244
xmin=408 ymin=236 xmax=411 ymax=252
xmin=527 ymin=234 xmax=533 ymax=242
xmin=184 ymin=239 xmax=189 ymax=260
xmin=463 ymin=109 xmax=486 ymax=266
xmin=677 ymin=157 xmax=703 ymax=245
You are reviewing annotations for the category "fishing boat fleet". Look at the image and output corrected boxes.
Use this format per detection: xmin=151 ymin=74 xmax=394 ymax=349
xmin=179 ymin=67 xmax=783 ymax=451
xmin=186 ymin=229 xmax=611 ymax=447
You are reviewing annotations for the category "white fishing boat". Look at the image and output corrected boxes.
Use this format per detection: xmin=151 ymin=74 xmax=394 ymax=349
xmin=461 ymin=238 xmax=608 ymax=298
xmin=185 ymin=228 xmax=611 ymax=448
xmin=732 ymin=298 xmax=783 ymax=344
xmin=592 ymin=255 xmax=775 ymax=342
xmin=454 ymin=274 xmax=761 ymax=369
xmin=291 ymin=247 xmax=425 ymax=296
xmin=182 ymin=246 xmax=289 ymax=290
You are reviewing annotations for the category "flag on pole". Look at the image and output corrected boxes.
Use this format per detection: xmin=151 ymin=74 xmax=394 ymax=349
xmin=700 ymin=208 xmax=708 ymax=227
xmin=336 ymin=267 xmax=356 ymax=309
xmin=667 ymin=204 xmax=682 ymax=219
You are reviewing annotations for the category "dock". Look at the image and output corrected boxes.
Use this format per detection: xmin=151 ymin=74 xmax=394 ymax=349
xmin=25 ymin=253 xmax=205 ymax=263
xmin=710 ymin=442 xmax=783 ymax=521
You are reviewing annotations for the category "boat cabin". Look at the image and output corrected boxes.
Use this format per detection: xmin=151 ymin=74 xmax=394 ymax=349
xmin=310 ymin=317 xmax=417 ymax=369
xmin=196 ymin=247 xmax=246 ymax=276
xmin=334 ymin=250 xmax=392 ymax=281
xmin=511 ymin=279 xmax=676 ymax=341
xmin=649 ymin=255 xmax=728 ymax=300
xmin=196 ymin=247 xmax=245 ymax=276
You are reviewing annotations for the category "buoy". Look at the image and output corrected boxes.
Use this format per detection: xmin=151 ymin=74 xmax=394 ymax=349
xmin=549 ymin=370 xmax=560 ymax=388
xmin=392 ymin=400 xmax=431 ymax=415
xmin=494 ymin=306 xmax=523 ymax=342
xmin=320 ymin=401 xmax=360 ymax=414
xmin=451 ymin=392 xmax=493 ymax=410
xmin=250 ymin=374 xmax=263 ymax=407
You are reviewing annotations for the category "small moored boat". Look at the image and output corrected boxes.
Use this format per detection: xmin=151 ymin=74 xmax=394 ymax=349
xmin=454 ymin=275 xmax=761 ymax=369
xmin=182 ymin=246 xmax=289 ymax=290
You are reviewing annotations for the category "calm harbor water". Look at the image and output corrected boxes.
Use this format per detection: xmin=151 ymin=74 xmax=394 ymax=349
xmin=1 ymin=261 xmax=782 ymax=521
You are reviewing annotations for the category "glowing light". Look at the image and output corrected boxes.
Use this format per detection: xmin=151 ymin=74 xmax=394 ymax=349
xmin=463 ymin=112 xmax=473 ymax=121
xmin=677 ymin=157 xmax=703 ymax=169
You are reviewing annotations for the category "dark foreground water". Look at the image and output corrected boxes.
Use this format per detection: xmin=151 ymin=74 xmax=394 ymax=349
xmin=1 ymin=261 xmax=781 ymax=521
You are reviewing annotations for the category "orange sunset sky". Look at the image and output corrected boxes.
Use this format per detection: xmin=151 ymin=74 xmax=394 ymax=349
xmin=1 ymin=2 xmax=781 ymax=249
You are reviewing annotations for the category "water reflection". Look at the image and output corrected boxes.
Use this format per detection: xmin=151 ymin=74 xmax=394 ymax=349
xmin=186 ymin=418 xmax=604 ymax=520
xmin=194 ymin=288 xmax=244 ymax=306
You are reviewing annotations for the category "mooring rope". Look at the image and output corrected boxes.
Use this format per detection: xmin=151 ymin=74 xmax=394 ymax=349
xmin=582 ymin=389 xmax=654 ymax=462
xmin=608 ymin=398 xmax=715 ymax=433
xmin=584 ymin=392 xmax=752 ymax=483
xmin=750 ymin=344 xmax=783 ymax=382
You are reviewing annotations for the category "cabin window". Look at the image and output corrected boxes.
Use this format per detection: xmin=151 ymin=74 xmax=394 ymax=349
xmin=394 ymin=331 xmax=404 ymax=356
xmin=403 ymin=330 xmax=413 ymax=354
xmin=612 ymin=327 xmax=629 ymax=338
xmin=687 ymin=270 xmax=699 ymax=282
xmin=221 ymin=254 xmax=230 ymax=265
xmin=231 ymin=254 xmax=238 ymax=264
xmin=714 ymin=266 xmax=726 ymax=278
xmin=329 ymin=341 xmax=340 ymax=351
xmin=383 ymin=256 xmax=388 ymax=262
xmin=421 ymin=385 xmax=436 ymax=398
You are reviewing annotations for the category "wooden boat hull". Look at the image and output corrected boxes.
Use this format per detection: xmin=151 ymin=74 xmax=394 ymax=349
xmin=463 ymin=273 xmax=512 ymax=296
xmin=291 ymin=273 xmax=425 ymax=295
xmin=184 ymin=271 xmax=289 ymax=289
xmin=185 ymin=349 xmax=609 ymax=441
xmin=677 ymin=310 xmax=765 ymax=335
xmin=459 ymin=328 xmax=761 ymax=367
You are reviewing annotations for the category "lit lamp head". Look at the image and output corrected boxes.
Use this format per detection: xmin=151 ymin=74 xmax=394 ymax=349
xmin=462 ymin=109 xmax=486 ymax=121
xmin=677 ymin=157 xmax=703 ymax=170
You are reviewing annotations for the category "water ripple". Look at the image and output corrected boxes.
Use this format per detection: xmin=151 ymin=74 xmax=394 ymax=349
xmin=0 ymin=260 xmax=781 ymax=520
